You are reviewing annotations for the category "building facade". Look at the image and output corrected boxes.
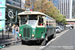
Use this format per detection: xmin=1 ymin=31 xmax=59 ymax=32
xmin=51 ymin=0 xmax=75 ymax=27
xmin=72 ymin=0 xmax=75 ymax=19
xmin=58 ymin=0 xmax=75 ymax=27
xmin=66 ymin=0 xmax=75 ymax=27
xmin=6 ymin=0 xmax=25 ymax=26
xmin=58 ymin=0 xmax=70 ymax=19
xmin=51 ymin=0 xmax=70 ymax=19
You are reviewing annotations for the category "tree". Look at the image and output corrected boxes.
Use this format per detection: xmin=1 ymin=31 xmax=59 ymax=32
xmin=33 ymin=0 xmax=58 ymax=18
xmin=25 ymin=0 xmax=32 ymax=9
xmin=33 ymin=0 xmax=66 ymax=25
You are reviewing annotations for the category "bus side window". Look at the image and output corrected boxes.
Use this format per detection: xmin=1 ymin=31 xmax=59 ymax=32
xmin=49 ymin=21 xmax=51 ymax=26
xmin=46 ymin=21 xmax=48 ymax=26
xmin=38 ymin=17 xmax=43 ymax=26
xmin=49 ymin=24 xmax=51 ymax=26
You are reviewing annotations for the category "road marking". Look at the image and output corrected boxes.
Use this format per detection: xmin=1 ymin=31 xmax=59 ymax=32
xmin=39 ymin=29 xmax=69 ymax=50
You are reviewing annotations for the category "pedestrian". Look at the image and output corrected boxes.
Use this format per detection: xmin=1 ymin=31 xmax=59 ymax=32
xmin=15 ymin=25 xmax=19 ymax=39
xmin=12 ymin=24 xmax=15 ymax=35
xmin=5 ymin=25 xmax=7 ymax=32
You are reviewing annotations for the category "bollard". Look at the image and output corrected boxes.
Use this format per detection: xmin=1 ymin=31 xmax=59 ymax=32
xmin=2 ymin=28 xmax=4 ymax=39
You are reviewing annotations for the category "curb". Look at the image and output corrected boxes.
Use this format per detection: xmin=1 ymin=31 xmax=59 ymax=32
xmin=0 ymin=40 xmax=21 ymax=49
xmin=39 ymin=29 xmax=69 ymax=50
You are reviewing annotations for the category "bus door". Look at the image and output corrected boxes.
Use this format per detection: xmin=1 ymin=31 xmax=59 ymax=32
xmin=36 ymin=16 xmax=46 ymax=38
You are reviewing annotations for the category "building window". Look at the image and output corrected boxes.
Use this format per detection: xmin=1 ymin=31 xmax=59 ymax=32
xmin=6 ymin=0 xmax=21 ymax=7
xmin=13 ymin=0 xmax=20 ymax=3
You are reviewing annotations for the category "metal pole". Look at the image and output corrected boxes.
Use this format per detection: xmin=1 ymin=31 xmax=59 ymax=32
xmin=16 ymin=10 xmax=17 ymax=22
xmin=2 ymin=28 xmax=4 ymax=39
xmin=8 ymin=28 xmax=9 ymax=38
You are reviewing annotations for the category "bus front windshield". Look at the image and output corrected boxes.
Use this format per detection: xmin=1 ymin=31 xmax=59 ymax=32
xmin=28 ymin=20 xmax=37 ymax=26
xmin=27 ymin=15 xmax=38 ymax=26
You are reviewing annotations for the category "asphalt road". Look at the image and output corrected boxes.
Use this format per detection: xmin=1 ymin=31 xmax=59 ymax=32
xmin=1 ymin=29 xmax=72 ymax=50
xmin=42 ymin=29 xmax=75 ymax=50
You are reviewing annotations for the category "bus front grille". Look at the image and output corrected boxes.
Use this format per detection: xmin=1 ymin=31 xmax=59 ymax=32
xmin=23 ymin=27 xmax=30 ymax=37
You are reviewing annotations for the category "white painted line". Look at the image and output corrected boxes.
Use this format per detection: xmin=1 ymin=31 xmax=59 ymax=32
xmin=39 ymin=29 xmax=69 ymax=50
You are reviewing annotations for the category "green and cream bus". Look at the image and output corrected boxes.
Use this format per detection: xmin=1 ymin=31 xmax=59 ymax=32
xmin=18 ymin=11 xmax=56 ymax=45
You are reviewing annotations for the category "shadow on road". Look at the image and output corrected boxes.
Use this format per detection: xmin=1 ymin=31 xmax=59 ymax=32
xmin=21 ymin=36 xmax=53 ymax=46
xmin=0 ymin=32 xmax=16 ymax=45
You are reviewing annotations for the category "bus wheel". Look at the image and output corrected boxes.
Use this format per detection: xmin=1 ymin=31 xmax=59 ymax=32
xmin=36 ymin=40 xmax=40 ymax=43
xmin=53 ymin=34 xmax=56 ymax=38
xmin=41 ymin=37 xmax=47 ymax=46
xmin=21 ymin=40 xmax=25 ymax=45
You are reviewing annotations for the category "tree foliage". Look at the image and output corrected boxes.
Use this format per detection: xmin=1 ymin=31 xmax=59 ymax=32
xmin=33 ymin=0 xmax=66 ymax=25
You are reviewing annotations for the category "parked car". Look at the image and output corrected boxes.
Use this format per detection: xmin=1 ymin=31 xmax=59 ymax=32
xmin=56 ymin=26 xmax=61 ymax=33
xmin=60 ymin=26 xmax=65 ymax=31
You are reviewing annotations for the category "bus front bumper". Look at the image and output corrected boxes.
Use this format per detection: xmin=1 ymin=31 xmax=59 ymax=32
xmin=20 ymin=37 xmax=44 ymax=41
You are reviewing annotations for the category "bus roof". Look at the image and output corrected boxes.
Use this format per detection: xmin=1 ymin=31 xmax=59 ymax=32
xmin=18 ymin=11 xmax=55 ymax=21
xmin=18 ymin=11 xmax=46 ymax=16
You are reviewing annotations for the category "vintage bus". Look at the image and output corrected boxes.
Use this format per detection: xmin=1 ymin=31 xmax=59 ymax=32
xmin=18 ymin=11 xmax=56 ymax=45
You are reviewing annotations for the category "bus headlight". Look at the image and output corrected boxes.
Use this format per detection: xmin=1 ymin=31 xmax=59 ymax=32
xmin=32 ymin=34 xmax=35 ymax=37
xmin=19 ymin=34 xmax=21 ymax=36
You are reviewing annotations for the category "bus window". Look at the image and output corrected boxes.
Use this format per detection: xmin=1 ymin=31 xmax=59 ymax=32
xmin=46 ymin=21 xmax=48 ymax=26
xmin=27 ymin=15 xmax=38 ymax=26
xmin=38 ymin=17 xmax=43 ymax=26
xmin=49 ymin=21 xmax=54 ymax=26
xmin=29 ymin=15 xmax=37 ymax=20
xmin=46 ymin=24 xmax=48 ymax=26
xmin=28 ymin=20 xmax=37 ymax=26
xmin=46 ymin=21 xmax=48 ymax=23
xmin=49 ymin=21 xmax=51 ymax=23
xmin=20 ymin=15 xmax=27 ymax=25
xmin=49 ymin=24 xmax=51 ymax=26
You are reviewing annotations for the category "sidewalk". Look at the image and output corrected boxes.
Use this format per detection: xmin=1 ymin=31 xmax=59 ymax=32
xmin=0 ymin=32 xmax=18 ymax=45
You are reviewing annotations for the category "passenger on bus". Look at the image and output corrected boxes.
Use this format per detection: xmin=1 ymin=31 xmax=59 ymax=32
xmin=38 ymin=17 xmax=43 ymax=26
xmin=40 ymin=23 xmax=43 ymax=26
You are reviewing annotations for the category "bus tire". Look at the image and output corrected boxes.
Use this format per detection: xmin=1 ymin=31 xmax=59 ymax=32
xmin=41 ymin=36 xmax=47 ymax=46
xmin=53 ymin=33 xmax=56 ymax=38
xmin=21 ymin=40 xmax=25 ymax=45
xmin=36 ymin=40 xmax=40 ymax=43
